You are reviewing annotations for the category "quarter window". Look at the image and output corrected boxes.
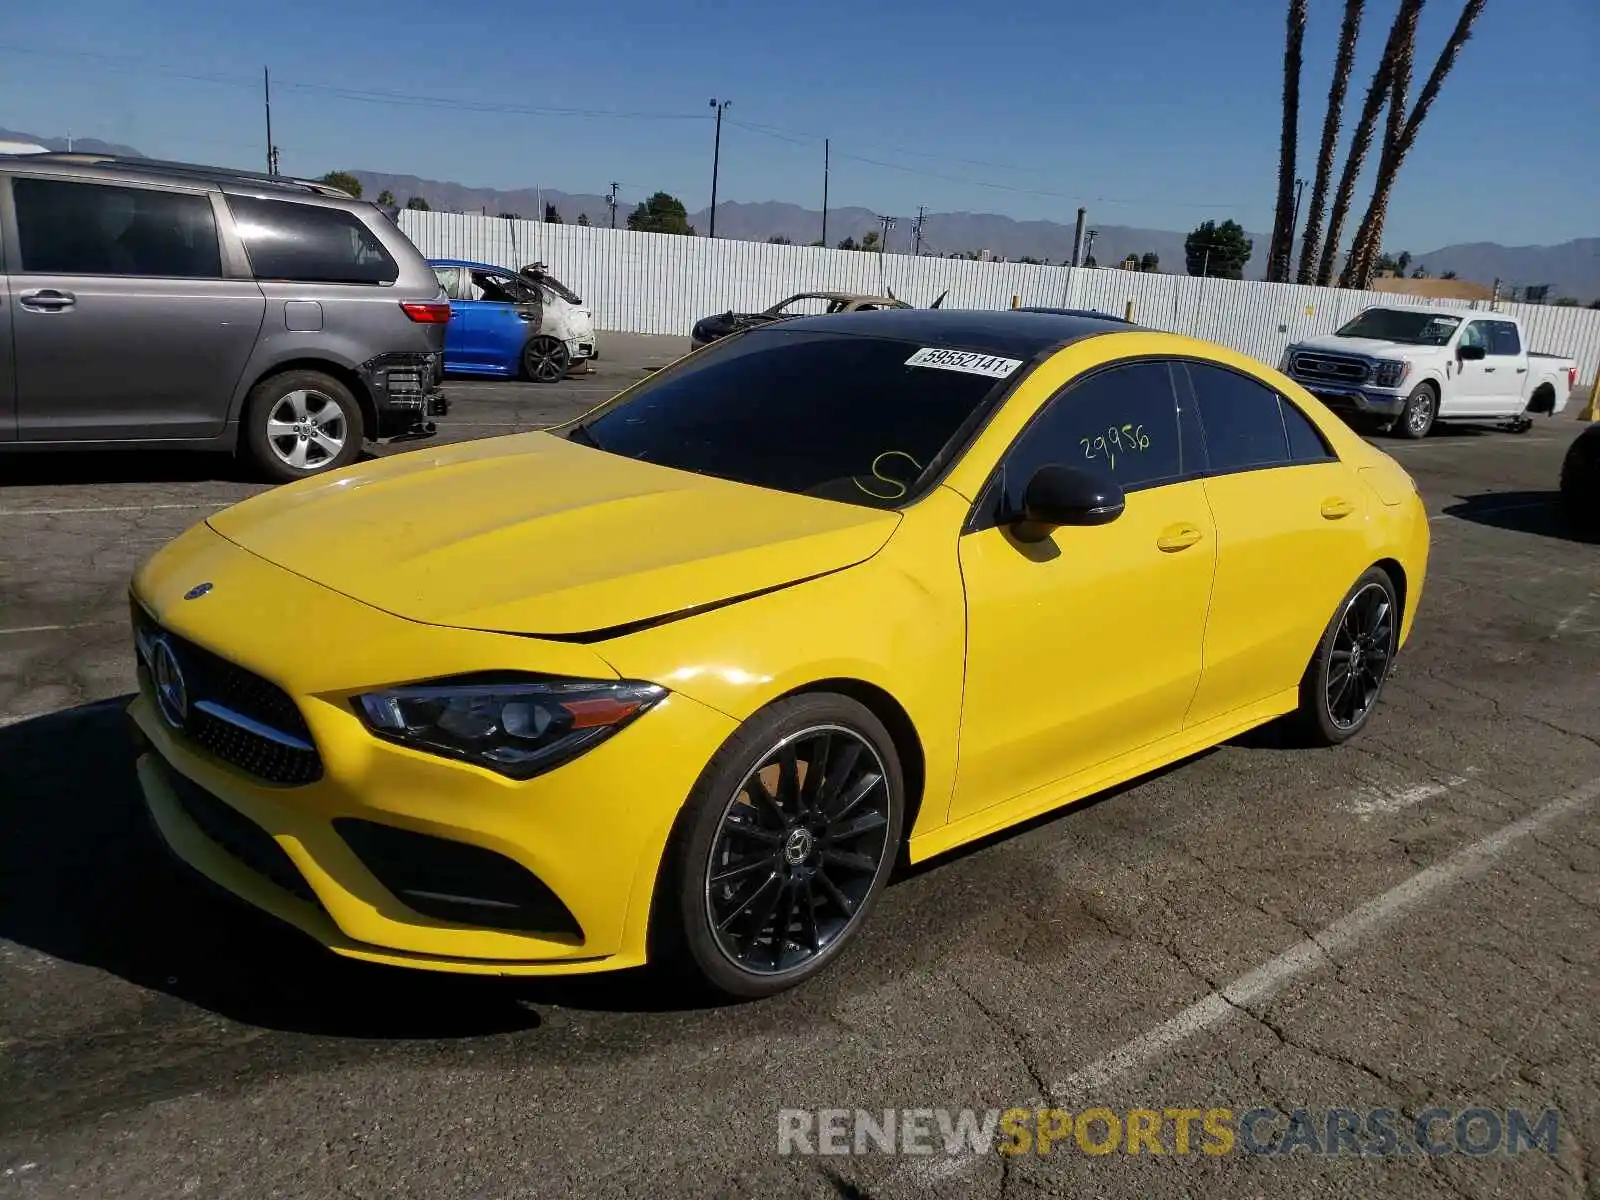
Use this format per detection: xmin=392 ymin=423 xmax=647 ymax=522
xmin=226 ymin=195 xmax=398 ymax=284
xmin=1185 ymin=362 xmax=1291 ymax=473
xmin=13 ymin=177 xmax=222 ymax=278
xmin=1280 ymin=395 xmax=1336 ymax=462
xmin=997 ymin=362 xmax=1184 ymax=512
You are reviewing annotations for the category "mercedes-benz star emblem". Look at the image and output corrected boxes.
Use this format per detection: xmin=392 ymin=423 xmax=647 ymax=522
xmin=152 ymin=638 xmax=189 ymax=730
xmin=183 ymin=582 xmax=213 ymax=600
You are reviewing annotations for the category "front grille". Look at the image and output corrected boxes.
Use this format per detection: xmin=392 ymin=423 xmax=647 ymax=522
xmin=1291 ymin=351 xmax=1370 ymax=384
xmin=335 ymin=818 xmax=584 ymax=940
xmin=132 ymin=600 xmax=323 ymax=786
xmin=167 ymin=766 xmax=320 ymax=906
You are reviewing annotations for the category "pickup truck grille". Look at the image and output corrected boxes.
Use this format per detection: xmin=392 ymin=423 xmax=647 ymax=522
xmin=1290 ymin=351 xmax=1370 ymax=385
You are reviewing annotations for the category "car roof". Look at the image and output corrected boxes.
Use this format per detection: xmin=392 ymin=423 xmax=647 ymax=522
xmin=1354 ymin=304 xmax=1487 ymax=323
xmin=0 ymin=152 xmax=362 ymax=203
xmin=771 ymin=307 xmax=1143 ymax=359
xmin=429 ymin=258 xmax=511 ymax=272
xmin=786 ymin=290 xmax=903 ymax=304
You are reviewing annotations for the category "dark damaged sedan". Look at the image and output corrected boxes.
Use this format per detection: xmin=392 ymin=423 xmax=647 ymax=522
xmin=689 ymin=290 xmax=912 ymax=350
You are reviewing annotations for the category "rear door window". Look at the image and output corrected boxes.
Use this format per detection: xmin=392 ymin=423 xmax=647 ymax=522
xmin=226 ymin=195 xmax=398 ymax=284
xmin=13 ymin=177 xmax=222 ymax=278
xmin=1184 ymin=362 xmax=1291 ymax=473
xmin=1487 ymin=321 xmax=1522 ymax=356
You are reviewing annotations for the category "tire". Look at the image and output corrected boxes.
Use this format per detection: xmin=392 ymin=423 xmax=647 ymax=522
xmin=1396 ymin=383 xmax=1437 ymax=439
xmin=1292 ymin=567 xmax=1400 ymax=746
xmin=652 ymin=693 xmax=905 ymax=1000
xmin=241 ymin=370 xmax=364 ymax=483
xmin=1560 ymin=426 xmax=1600 ymax=538
xmin=522 ymin=336 xmax=572 ymax=383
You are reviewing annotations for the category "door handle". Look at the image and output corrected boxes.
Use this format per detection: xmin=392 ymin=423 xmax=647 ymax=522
xmin=18 ymin=289 xmax=76 ymax=312
xmin=1515 ymin=367 xmax=1527 ymax=374
xmin=1156 ymin=523 xmax=1204 ymax=552
xmin=1483 ymin=366 xmax=1496 ymax=373
xmin=1320 ymin=497 xmax=1356 ymax=520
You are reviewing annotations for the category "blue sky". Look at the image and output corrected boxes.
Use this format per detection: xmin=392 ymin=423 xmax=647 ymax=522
xmin=2 ymin=0 xmax=1595 ymax=249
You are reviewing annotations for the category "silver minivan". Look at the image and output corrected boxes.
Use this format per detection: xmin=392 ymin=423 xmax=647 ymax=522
xmin=0 ymin=154 xmax=449 ymax=481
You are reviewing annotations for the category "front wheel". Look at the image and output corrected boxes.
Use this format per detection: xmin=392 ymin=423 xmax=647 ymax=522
xmin=654 ymin=694 xmax=904 ymax=999
xmin=1292 ymin=567 xmax=1400 ymax=746
xmin=1396 ymin=383 xmax=1437 ymax=439
xmin=522 ymin=336 xmax=572 ymax=383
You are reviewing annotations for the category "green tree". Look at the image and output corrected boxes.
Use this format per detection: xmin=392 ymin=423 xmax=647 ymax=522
xmin=1121 ymin=253 xmax=1141 ymax=271
xmin=627 ymin=191 xmax=695 ymax=235
xmin=1185 ymin=219 xmax=1252 ymax=278
xmin=404 ymin=196 xmax=431 ymax=211
xmin=809 ymin=239 xmax=825 ymax=247
xmin=577 ymin=212 xmax=591 ymax=226
xmin=497 ymin=211 xmax=521 ymax=220
xmin=860 ymin=229 xmax=881 ymax=252
xmin=375 ymin=188 xmax=396 ymax=207
xmin=837 ymin=236 xmax=858 ymax=250
xmin=1589 ymin=299 xmax=1600 ymax=309
xmin=1411 ymin=263 xmax=1428 ymax=278
xmin=1395 ymin=249 xmax=1412 ymax=273
xmin=1374 ymin=251 xmax=1399 ymax=274
xmin=767 ymin=234 xmax=793 ymax=244
xmin=1083 ymin=254 xmax=1098 ymax=268
xmin=319 ymin=171 xmax=363 ymax=198
xmin=1018 ymin=255 xmax=1044 ymax=265
xmin=544 ymin=202 xmax=562 ymax=224
xmin=1140 ymin=251 xmax=1160 ymax=272
xmin=1551 ymin=297 xmax=1580 ymax=307
xmin=1440 ymin=269 xmax=1458 ymax=279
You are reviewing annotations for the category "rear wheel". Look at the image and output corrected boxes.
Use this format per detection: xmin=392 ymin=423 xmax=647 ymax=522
xmin=1560 ymin=427 xmax=1600 ymax=539
xmin=241 ymin=370 xmax=363 ymax=483
xmin=1292 ymin=567 xmax=1400 ymax=746
xmin=654 ymin=694 xmax=904 ymax=999
xmin=1396 ymin=383 xmax=1437 ymax=439
xmin=522 ymin=336 xmax=571 ymax=383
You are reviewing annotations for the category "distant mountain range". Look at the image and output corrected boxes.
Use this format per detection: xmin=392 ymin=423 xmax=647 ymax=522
xmin=3 ymin=131 xmax=1593 ymax=300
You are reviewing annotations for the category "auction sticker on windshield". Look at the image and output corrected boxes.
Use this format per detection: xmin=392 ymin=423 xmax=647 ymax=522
xmin=905 ymin=347 xmax=1023 ymax=379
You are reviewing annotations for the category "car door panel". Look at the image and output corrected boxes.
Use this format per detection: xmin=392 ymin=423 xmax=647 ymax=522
xmin=1451 ymin=320 xmax=1500 ymax=415
xmin=1181 ymin=363 xmax=1372 ymax=728
xmin=951 ymin=360 xmax=1216 ymax=822
xmin=0 ymin=269 xmax=14 ymax=441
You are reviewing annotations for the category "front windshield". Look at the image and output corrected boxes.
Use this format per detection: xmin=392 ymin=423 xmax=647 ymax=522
xmin=567 ymin=328 xmax=1022 ymax=509
xmin=1335 ymin=308 xmax=1461 ymax=346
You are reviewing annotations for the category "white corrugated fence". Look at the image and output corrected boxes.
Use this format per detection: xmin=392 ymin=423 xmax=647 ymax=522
xmin=399 ymin=210 xmax=1600 ymax=387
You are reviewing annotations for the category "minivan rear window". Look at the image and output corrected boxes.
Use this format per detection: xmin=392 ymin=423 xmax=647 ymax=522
xmin=226 ymin=195 xmax=398 ymax=285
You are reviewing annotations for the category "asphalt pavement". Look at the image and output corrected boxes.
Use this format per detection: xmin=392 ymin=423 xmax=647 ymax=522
xmin=1 ymin=337 xmax=1597 ymax=1199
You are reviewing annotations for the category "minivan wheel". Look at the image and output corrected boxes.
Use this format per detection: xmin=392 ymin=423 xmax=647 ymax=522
xmin=242 ymin=371 xmax=364 ymax=483
xmin=522 ymin=336 xmax=572 ymax=383
xmin=653 ymin=694 xmax=904 ymax=1000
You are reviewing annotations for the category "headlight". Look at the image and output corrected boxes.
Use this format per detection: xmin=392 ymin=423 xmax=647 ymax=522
xmin=1278 ymin=349 xmax=1293 ymax=372
xmin=1374 ymin=359 xmax=1411 ymax=388
xmin=355 ymin=674 xmax=666 ymax=779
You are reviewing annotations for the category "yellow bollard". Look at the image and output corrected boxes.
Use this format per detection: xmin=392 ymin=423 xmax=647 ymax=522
xmin=1124 ymin=299 xmax=1135 ymax=323
xmin=1579 ymin=369 xmax=1600 ymax=422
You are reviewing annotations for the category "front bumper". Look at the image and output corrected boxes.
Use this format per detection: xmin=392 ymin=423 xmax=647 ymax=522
xmin=1295 ymin=382 xmax=1407 ymax=418
xmin=127 ymin=523 xmax=736 ymax=975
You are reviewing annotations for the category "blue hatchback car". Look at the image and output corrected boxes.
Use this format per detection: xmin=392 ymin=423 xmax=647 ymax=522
xmin=428 ymin=259 xmax=597 ymax=382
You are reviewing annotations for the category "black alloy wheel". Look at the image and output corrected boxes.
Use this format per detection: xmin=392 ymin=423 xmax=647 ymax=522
xmin=655 ymin=694 xmax=904 ymax=999
xmin=1294 ymin=566 xmax=1400 ymax=745
xmin=523 ymin=335 xmax=572 ymax=383
xmin=705 ymin=724 xmax=891 ymax=976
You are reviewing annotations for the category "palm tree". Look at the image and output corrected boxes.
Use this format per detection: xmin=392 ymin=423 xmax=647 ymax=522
xmin=1296 ymin=0 xmax=1365 ymax=283
xmin=1266 ymin=0 xmax=1309 ymax=282
xmin=1341 ymin=0 xmax=1489 ymax=289
xmin=1314 ymin=0 xmax=1425 ymax=286
xmin=1340 ymin=16 xmax=1419 ymax=287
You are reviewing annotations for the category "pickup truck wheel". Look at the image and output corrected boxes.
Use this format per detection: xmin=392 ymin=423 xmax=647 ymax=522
xmin=522 ymin=336 xmax=571 ymax=383
xmin=1397 ymin=383 xmax=1437 ymax=439
xmin=242 ymin=370 xmax=364 ymax=483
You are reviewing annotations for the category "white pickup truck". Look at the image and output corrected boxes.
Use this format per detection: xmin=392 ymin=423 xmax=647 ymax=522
xmin=1280 ymin=306 xmax=1579 ymax=438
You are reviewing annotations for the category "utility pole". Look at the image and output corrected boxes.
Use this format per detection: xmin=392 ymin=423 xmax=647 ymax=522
xmin=263 ymin=66 xmax=279 ymax=175
xmin=912 ymin=206 xmax=926 ymax=256
xmin=821 ymin=139 xmax=830 ymax=247
xmin=879 ymin=215 xmax=896 ymax=253
xmin=607 ymin=182 xmax=619 ymax=229
xmin=1070 ymin=207 xmax=1087 ymax=267
xmin=1083 ymin=228 xmax=1099 ymax=267
xmin=708 ymin=98 xmax=731 ymax=238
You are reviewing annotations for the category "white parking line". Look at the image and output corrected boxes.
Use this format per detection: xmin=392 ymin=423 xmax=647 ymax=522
xmin=0 ymin=502 xmax=226 ymax=517
xmin=1342 ymin=769 xmax=1476 ymax=818
xmin=0 ymin=621 xmax=117 ymax=637
xmin=906 ymin=772 xmax=1600 ymax=1187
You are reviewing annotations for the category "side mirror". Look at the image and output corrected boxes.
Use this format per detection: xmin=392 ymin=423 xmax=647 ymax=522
xmin=1010 ymin=464 xmax=1125 ymax=541
xmin=1458 ymin=343 xmax=1486 ymax=361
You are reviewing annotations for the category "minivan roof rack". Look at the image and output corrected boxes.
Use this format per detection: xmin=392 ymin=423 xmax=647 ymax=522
xmin=7 ymin=152 xmax=356 ymax=198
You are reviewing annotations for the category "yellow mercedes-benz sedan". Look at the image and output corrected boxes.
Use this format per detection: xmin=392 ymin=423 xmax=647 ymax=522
xmin=128 ymin=310 xmax=1428 ymax=998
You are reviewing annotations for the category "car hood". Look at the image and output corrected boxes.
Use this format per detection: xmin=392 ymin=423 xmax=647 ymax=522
xmin=205 ymin=433 xmax=899 ymax=638
xmin=1294 ymin=334 xmax=1439 ymax=357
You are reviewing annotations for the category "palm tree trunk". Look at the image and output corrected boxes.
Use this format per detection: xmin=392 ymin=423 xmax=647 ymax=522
xmin=1342 ymin=0 xmax=1489 ymax=289
xmin=1267 ymin=0 xmax=1309 ymax=282
xmin=1342 ymin=29 xmax=1417 ymax=286
xmin=1296 ymin=0 xmax=1365 ymax=284
xmin=1314 ymin=0 xmax=1424 ymax=286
